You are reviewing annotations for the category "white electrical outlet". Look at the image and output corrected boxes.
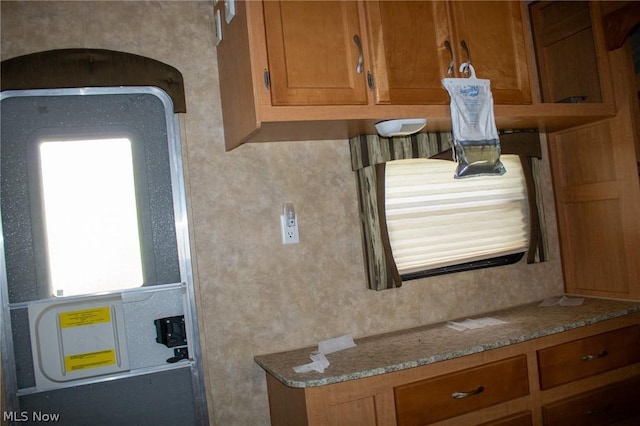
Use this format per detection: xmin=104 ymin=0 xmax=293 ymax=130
xmin=280 ymin=214 xmax=299 ymax=244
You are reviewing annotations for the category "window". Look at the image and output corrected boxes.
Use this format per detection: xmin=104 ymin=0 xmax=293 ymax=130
xmin=349 ymin=132 xmax=546 ymax=290
xmin=385 ymin=155 xmax=529 ymax=278
xmin=39 ymin=138 xmax=144 ymax=296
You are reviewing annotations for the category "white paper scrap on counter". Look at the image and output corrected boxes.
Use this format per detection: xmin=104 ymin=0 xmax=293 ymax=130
xmin=456 ymin=319 xmax=485 ymax=329
xmin=539 ymin=295 xmax=585 ymax=307
xmin=318 ymin=334 xmax=356 ymax=355
xmin=559 ymin=296 xmax=585 ymax=306
xmin=476 ymin=317 xmax=508 ymax=326
xmin=538 ymin=297 xmax=561 ymax=307
xmin=293 ymin=353 xmax=330 ymax=374
xmin=446 ymin=321 xmax=468 ymax=331
xmin=446 ymin=317 xmax=506 ymax=331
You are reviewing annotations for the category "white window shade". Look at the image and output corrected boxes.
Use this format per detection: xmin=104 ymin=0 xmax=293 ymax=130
xmin=385 ymin=155 xmax=529 ymax=275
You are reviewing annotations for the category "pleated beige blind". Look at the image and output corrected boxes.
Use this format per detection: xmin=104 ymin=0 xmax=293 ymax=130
xmin=385 ymin=155 xmax=529 ymax=275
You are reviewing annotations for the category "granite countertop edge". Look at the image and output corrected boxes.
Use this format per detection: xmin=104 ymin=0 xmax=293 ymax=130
xmin=254 ymin=301 xmax=640 ymax=389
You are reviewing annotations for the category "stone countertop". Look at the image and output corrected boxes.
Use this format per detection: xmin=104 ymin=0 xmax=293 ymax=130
xmin=254 ymin=297 xmax=640 ymax=388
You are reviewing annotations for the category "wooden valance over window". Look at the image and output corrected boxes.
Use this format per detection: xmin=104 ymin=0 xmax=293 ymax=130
xmin=350 ymin=132 xmax=546 ymax=291
xmin=1 ymin=49 xmax=186 ymax=113
xmin=350 ymin=131 xmax=542 ymax=171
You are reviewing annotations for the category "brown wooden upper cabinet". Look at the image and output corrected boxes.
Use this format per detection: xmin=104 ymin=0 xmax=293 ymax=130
xmin=262 ymin=0 xmax=532 ymax=107
xmin=365 ymin=1 xmax=532 ymax=105
xmin=216 ymin=0 xmax=616 ymax=149
xmin=263 ymin=1 xmax=369 ymax=106
xmin=529 ymin=1 xmax=603 ymax=103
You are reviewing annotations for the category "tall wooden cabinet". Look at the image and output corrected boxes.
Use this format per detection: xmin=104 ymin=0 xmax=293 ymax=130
xmin=531 ymin=1 xmax=640 ymax=300
xmin=366 ymin=1 xmax=532 ymax=105
xmin=546 ymin=49 xmax=640 ymax=300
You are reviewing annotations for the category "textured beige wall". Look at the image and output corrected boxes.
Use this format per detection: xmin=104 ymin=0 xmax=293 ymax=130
xmin=1 ymin=2 xmax=564 ymax=425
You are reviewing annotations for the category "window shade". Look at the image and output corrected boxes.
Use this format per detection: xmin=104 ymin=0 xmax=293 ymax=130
xmin=385 ymin=155 xmax=529 ymax=274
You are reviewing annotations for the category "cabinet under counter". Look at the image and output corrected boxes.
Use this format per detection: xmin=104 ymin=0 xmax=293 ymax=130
xmin=255 ymin=298 xmax=640 ymax=425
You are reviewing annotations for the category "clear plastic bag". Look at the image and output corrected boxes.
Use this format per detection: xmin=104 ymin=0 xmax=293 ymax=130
xmin=442 ymin=63 xmax=505 ymax=178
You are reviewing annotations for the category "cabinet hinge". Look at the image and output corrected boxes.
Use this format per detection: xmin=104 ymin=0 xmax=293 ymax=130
xmin=367 ymin=71 xmax=374 ymax=91
xmin=263 ymin=69 xmax=271 ymax=90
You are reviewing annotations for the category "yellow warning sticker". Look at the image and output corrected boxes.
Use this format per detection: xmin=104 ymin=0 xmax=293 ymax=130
xmin=64 ymin=349 xmax=116 ymax=371
xmin=59 ymin=306 xmax=111 ymax=328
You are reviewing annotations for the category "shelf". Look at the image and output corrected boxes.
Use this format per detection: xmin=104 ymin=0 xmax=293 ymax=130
xmin=236 ymin=102 xmax=616 ymax=145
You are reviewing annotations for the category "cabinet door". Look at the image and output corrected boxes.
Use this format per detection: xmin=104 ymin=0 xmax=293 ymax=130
xmin=542 ymin=377 xmax=640 ymax=425
xmin=537 ymin=326 xmax=640 ymax=390
xmin=529 ymin=1 xmax=602 ymax=103
xmin=365 ymin=1 xmax=452 ymax=104
xmin=546 ymin=13 xmax=639 ymax=300
xmin=394 ymin=355 xmax=529 ymax=425
xmin=549 ymin=119 xmax=640 ymax=299
xmin=449 ymin=1 xmax=532 ymax=105
xmin=263 ymin=1 xmax=369 ymax=106
xmin=366 ymin=1 xmax=532 ymax=105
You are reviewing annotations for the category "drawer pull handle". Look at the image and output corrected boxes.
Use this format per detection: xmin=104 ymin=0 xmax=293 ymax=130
xmin=582 ymin=350 xmax=608 ymax=361
xmin=353 ymin=35 xmax=364 ymax=74
xmin=587 ymin=403 xmax=613 ymax=416
xmin=452 ymin=385 xmax=484 ymax=399
xmin=444 ymin=40 xmax=454 ymax=77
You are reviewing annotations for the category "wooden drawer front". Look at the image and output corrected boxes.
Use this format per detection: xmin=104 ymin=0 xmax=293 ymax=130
xmin=537 ymin=325 xmax=640 ymax=390
xmin=542 ymin=376 xmax=640 ymax=425
xmin=478 ymin=411 xmax=533 ymax=426
xmin=394 ymin=355 xmax=529 ymax=425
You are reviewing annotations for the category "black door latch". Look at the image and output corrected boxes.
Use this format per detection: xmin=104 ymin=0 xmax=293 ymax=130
xmin=154 ymin=315 xmax=189 ymax=363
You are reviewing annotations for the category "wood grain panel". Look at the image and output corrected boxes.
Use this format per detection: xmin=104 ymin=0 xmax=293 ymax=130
xmin=266 ymin=373 xmax=309 ymax=425
xmin=550 ymin=121 xmax=615 ymax=188
xmin=263 ymin=1 xmax=368 ymax=106
xmin=547 ymin=40 xmax=640 ymax=299
xmin=537 ymin=325 xmax=640 ymax=390
xmin=477 ymin=410 xmax=533 ymax=426
xmin=449 ymin=1 xmax=532 ymax=104
xmin=530 ymin=1 xmax=602 ymax=103
xmin=365 ymin=1 xmax=451 ymax=105
xmin=365 ymin=1 xmax=531 ymax=105
xmin=394 ymin=355 xmax=529 ymax=425
xmin=328 ymin=396 xmax=377 ymax=426
xmin=542 ymin=376 xmax=640 ymax=425
xmin=562 ymin=199 xmax=629 ymax=293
